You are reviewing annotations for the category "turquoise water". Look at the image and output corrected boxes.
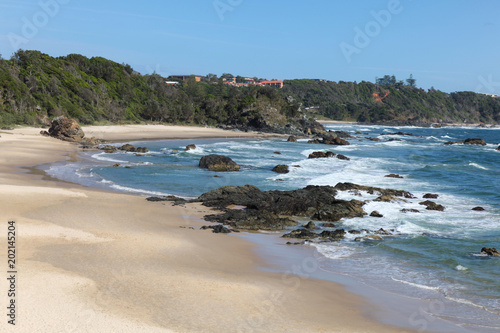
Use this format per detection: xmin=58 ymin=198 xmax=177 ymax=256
xmin=47 ymin=125 xmax=500 ymax=331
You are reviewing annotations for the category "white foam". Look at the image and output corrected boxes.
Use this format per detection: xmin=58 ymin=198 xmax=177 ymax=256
xmin=455 ymin=265 xmax=468 ymax=271
xmin=469 ymin=162 xmax=488 ymax=170
xmin=92 ymin=152 xmax=128 ymax=164
xmin=391 ymin=277 xmax=441 ymax=292
xmin=311 ymin=243 xmax=359 ymax=260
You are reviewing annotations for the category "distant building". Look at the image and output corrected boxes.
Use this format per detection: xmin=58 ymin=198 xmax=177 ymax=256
xmin=259 ymin=80 xmax=284 ymax=89
xmin=169 ymin=75 xmax=202 ymax=82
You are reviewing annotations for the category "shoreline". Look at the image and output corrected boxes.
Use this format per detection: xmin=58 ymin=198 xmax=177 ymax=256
xmin=318 ymin=119 xmax=499 ymax=128
xmin=0 ymin=125 xmax=422 ymax=332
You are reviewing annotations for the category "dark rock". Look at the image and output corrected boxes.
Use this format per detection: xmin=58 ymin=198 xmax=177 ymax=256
xmin=201 ymin=224 xmax=232 ymax=234
xmin=464 ymin=138 xmax=486 ymax=146
xmin=304 ymin=221 xmax=316 ymax=229
xmin=323 ymin=136 xmax=350 ymax=145
xmin=308 ymin=151 xmax=335 ymax=159
xmin=375 ymin=228 xmax=391 ymax=235
xmin=287 ymin=136 xmax=297 ymax=142
xmin=199 ymin=154 xmax=240 ymax=172
xmin=387 ymin=138 xmax=402 ymax=142
xmin=135 ymin=147 xmax=149 ymax=153
xmin=370 ymin=211 xmax=383 ymax=218
xmin=274 ymin=151 xmax=282 ymax=155
xmin=313 ymin=200 xmax=366 ymax=222
xmin=185 ymin=144 xmax=196 ymax=151
xmin=283 ymin=229 xmax=318 ymax=239
xmin=334 ymin=182 xmax=416 ymax=199
xmin=366 ymin=137 xmax=381 ymax=141
xmin=146 ymin=195 xmax=187 ymax=205
xmin=124 ymin=166 xmax=131 ymax=169
xmin=272 ymin=165 xmax=289 ymax=174
xmin=1 ymin=126 xmax=14 ymax=130
xmin=481 ymin=247 xmax=500 ymax=257
xmin=348 ymin=230 xmax=361 ymax=234
xmin=112 ymin=163 xmax=120 ymax=167
xmin=47 ymin=116 xmax=85 ymax=142
xmin=336 ymin=154 xmax=350 ymax=161
xmin=374 ymin=195 xmax=406 ymax=203
xmin=385 ymin=174 xmax=403 ymax=179
xmin=401 ymin=208 xmax=420 ymax=213
xmin=419 ymin=200 xmax=445 ymax=211
xmin=322 ymin=223 xmax=336 ymax=228
xmin=385 ymin=131 xmax=414 ymax=136
xmin=198 ymin=184 xmax=367 ymax=231
xmin=423 ymin=193 xmax=439 ymax=199
xmin=308 ymin=139 xmax=321 ymax=144
xmin=319 ymin=229 xmax=346 ymax=241
xmin=496 ymin=146 xmax=500 ymax=151
xmin=472 ymin=206 xmax=485 ymax=211
xmin=119 ymin=144 xmax=136 ymax=152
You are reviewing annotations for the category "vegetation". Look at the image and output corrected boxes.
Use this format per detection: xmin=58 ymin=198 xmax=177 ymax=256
xmin=1 ymin=50 xmax=499 ymax=127
xmin=282 ymin=78 xmax=500 ymax=124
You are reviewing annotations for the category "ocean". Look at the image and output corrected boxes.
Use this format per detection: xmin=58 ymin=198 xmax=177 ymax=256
xmin=46 ymin=124 xmax=500 ymax=332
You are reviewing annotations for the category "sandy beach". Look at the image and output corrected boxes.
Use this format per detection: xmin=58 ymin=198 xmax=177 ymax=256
xmin=0 ymin=125 xmax=418 ymax=333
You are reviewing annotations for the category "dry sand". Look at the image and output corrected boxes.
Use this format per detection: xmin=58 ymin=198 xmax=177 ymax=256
xmin=0 ymin=126 xmax=418 ymax=332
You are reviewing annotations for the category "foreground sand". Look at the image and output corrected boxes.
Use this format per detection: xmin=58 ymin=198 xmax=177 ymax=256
xmin=0 ymin=126 xmax=417 ymax=332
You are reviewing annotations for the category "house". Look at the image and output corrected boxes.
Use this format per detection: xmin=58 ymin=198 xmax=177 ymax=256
xmin=169 ymin=75 xmax=202 ymax=82
xmin=259 ymin=80 xmax=284 ymax=89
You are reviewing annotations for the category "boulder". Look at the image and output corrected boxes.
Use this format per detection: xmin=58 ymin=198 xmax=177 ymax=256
xmin=472 ymin=206 xmax=485 ymax=211
xmin=308 ymin=151 xmax=335 ymax=159
xmin=287 ymin=136 xmax=297 ymax=142
xmin=401 ymin=208 xmax=420 ymax=213
xmin=496 ymin=146 xmax=500 ymax=151
xmin=47 ymin=116 xmax=85 ymax=142
xmin=201 ymin=224 xmax=232 ymax=234
xmin=185 ymin=144 xmax=196 ymax=151
xmin=464 ymin=138 xmax=486 ymax=146
xmin=119 ymin=144 xmax=136 ymax=152
xmin=423 ymin=193 xmax=439 ymax=199
xmin=419 ymin=200 xmax=445 ymax=211
xmin=370 ymin=211 xmax=383 ymax=218
xmin=135 ymin=147 xmax=149 ymax=153
xmin=272 ymin=165 xmax=289 ymax=174
xmin=323 ymin=136 xmax=350 ymax=146
xmin=273 ymin=151 xmax=282 ymax=155
xmin=336 ymin=154 xmax=350 ymax=161
xmin=322 ymin=223 xmax=336 ymax=228
xmin=199 ymin=154 xmax=240 ymax=172
xmin=481 ymin=247 xmax=500 ymax=257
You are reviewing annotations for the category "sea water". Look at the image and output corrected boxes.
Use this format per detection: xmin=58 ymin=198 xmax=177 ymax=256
xmin=46 ymin=125 xmax=500 ymax=331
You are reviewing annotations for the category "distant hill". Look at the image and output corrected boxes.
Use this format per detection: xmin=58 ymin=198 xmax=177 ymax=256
xmin=1 ymin=50 xmax=499 ymax=129
xmin=283 ymin=79 xmax=500 ymax=125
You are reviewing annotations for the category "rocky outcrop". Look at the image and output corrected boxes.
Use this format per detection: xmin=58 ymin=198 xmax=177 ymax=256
xmin=197 ymin=185 xmax=367 ymax=231
xmin=370 ymin=211 xmax=383 ymax=217
xmin=287 ymin=136 xmax=297 ymax=142
xmin=385 ymin=174 xmax=403 ymax=179
xmin=464 ymin=138 xmax=486 ymax=146
xmin=118 ymin=144 xmax=149 ymax=153
xmin=199 ymin=154 xmax=240 ymax=172
xmin=481 ymin=247 xmax=499 ymax=256
xmin=304 ymin=221 xmax=316 ymax=229
xmin=472 ymin=206 xmax=485 ymax=211
xmin=272 ymin=165 xmax=289 ymax=174
xmin=308 ymin=151 xmax=335 ymax=159
xmin=423 ymin=193 xmax=439 ymax=199
xmin=445 ymin=138 xmax=486 ymax=146
xmin=496 ymin=146 xmax=500 ymax=151
xmin=200 ymin=224 xmax=233 ymax=234
xmin=46 ymin=116 xmax=85 ymax=142
xmin=419 ymin=200 xmax=445 ymax=211
xmin=185 ymin=144 xmax=196 ymax=151
xmin=334 ymin=182 xmax=416 ymax=199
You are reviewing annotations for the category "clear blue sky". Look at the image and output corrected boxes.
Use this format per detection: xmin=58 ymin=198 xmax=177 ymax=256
xmin=1 ymin=0 xmax=499 ymax=93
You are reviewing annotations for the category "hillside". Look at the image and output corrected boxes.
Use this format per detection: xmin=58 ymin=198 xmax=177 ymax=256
xmin=1 ymin=50 xmax=499 ymax=129
xmin=283 ymin=79 xmax=500 ymax=125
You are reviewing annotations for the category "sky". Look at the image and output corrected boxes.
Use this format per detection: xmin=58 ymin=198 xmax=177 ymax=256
xmin=0 ymin=0 xmax=499 ymax=93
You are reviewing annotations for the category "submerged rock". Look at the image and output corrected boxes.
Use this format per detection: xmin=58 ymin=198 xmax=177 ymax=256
xmin=199 ymin=154 xmax=240 ymax=172
xmin=481 ymin=247 xmax=500 ymax=256
xmin=385 ymin=174 xmax=404 ymax=179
